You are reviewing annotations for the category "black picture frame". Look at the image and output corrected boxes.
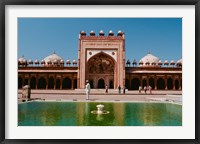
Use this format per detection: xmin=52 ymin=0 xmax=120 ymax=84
xmin=0 ymin=0 xmax=199 ymax=143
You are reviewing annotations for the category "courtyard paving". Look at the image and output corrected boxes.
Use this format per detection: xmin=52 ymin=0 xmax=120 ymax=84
xmin=18 ymin=89 xmax=182 ymax=104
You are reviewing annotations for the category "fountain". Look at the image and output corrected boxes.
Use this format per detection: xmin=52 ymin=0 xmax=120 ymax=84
xmin=96 ymin=104 xmax=104 ymax=114
xmin=91 ymin=104 xmax=110 ymax=115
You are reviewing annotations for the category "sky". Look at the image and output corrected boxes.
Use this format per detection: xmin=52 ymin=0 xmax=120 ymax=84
xmin=18 ymin=18 xmax=182 ymax=63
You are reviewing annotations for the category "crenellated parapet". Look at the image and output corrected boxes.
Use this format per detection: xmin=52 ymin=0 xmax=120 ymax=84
xmin=79 ymin=30 xmax=125 ymax=40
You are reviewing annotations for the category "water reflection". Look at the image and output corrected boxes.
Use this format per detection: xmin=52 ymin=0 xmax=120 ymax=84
xmin=96 ymin=114 xmax=104 ymax=121
xmin=18 ymin=102 xmax=182 ymax=126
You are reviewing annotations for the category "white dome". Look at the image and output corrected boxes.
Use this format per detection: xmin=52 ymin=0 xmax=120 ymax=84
xmin=177 ymin=58 xmax=182 ymax=64
xmin=109 ymin=30 xmax=114 ymax=36
xmin=90 ymin=30 xmax=95 ymax=36
xmin=34 ymin=59 xmax=39 ymax=64
xmin=28 ymin=59 xmax=33 ymax=63
xmin=139 ymin=53 xmax=159 ymax=66
xmin=43 ymin=52 xmax=63 ymax=65
xmin=18 ymin=55 xmax=26 ymax=63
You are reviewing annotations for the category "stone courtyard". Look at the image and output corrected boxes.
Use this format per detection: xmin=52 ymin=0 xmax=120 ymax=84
xmin=18 ymin=89 xmax=182 ymax=105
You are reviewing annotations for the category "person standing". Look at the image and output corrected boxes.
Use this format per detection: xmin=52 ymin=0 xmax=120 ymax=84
xmin=123 ymin=85 xmax=126 ymax=94
xmin=139 ymin=86 xmax=142 ymax=94
xmin=149 ymin=85 xmax=152 ymax=94
xmin=85 ymin=80 xmax=91 ymax=100
xmin=105 ymin=85 xmax=108 ymax=94
xmin=144 ymin=86 xmax=147 ymax=94
xmin=118 ymin=85 xmax=121 ymax=94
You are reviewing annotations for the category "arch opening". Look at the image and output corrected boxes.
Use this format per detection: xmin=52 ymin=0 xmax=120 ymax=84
xmin=87 ymin=52 xmax=115 ymax=89
xmin=62 ymin=77 xmax=72 ymax=89
xmin=157 ymin=78 xmax=165 ymax=90
xmin=131 ymin=78 xmax=140 ymax=90
xmin=18 ymin=77 xmax=22 ymax=89
xmin=175 ymin=79 xmax=179 ymax=90
xmin=98 ymin=78 xmax=105 ymax=89
xmin=30 ymin=77 xmax=36 ymax=89
xmin=48 ymin=77 xmax=54 ymax=89
xmin=56 ymin=79 xmax=60 ymax=89
xmin=149 ymin=78 xmax=155 ymax=89
xmin=38 ymin=77 xmax=46 ymax=89
xmin=167 ymin=78 xmax=173 ymax=90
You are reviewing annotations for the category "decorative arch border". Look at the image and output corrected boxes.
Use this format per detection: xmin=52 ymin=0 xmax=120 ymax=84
xmin=87 ymin=51 xmax=116 ymax=62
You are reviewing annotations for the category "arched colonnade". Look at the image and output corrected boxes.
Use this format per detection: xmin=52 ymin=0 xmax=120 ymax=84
xmin=18 ymin=74 xmax=77 ymax=90
xmin=125 ymin=74 xmax=182 ymax=90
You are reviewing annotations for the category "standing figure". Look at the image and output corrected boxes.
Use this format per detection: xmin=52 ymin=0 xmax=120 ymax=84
xmin=144 ymin=86 xmax=147 ymax=94
xmin=118 ymin=85 xmax=121 ymax=94
xmin=123 ymin=85 xmax=126 ymax=94
xmin=149 ymin=85 xmax=152 ymax=94
xmin=139 ymin=86 xmax=142 ymax=93
xmin=85 ymin=80 xmax=91 ymax=100
xmin=105 ymin=85 xmax=108 ymax=94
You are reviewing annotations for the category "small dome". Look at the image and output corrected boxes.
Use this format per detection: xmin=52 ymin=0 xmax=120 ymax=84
xmin=132 ymin=59 xmax=137 ymax=65
xmin=126 ymin=59 xmax=130 ymax=65
xmin=99 ymin=30 xmax=104 ymax=36
xmin=164 ymin=60 xmax=169 ymax=65
xmin=72 ymin=59 xmax=77 ymax=64
xmin=139 ymin=60 xmax=144 ymax=65
xmin=80 ymin=30 xmax=86 ymax=36
xmin=158 ymin=60 xmax=162 ymax=65
xmin=41 ymin=60 xmax=45 ymax=64
xmin=90 ymin=30 xmax=95 ymax=36
xmin=176 ymin=58 xmax=182 ymax=64
xmin=43 ymin=52 xmax=63 ymax=66
xmin=176 ymin=58 xmax=182 ymax=67
xmin=117 ymin=30 xmax=123 ymax=36
xmin=108 ymin=30 xmax=114 ymax=36
xmin=60 ymin=59 xmax=64 ymax=64
xmin=34 ymin=59 xmax=39 ymax=64
xmin=66 ymin=59 xmax=71 ymax=64
xmin=170 ymin=60 xmax=175 ymax=65
xmin=18 ymin=55 xmax=26 ymax=64
xmin=139 ymin=52 xmax=159 ymax=66
xmin=28 ymin=59 xmax=33 ymax=64
xmin=22 ymin=59 xmax=27 ymax=64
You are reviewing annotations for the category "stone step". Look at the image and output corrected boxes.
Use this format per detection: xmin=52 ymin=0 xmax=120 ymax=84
xmin=75 ymin=89 xmax=127 ymax=94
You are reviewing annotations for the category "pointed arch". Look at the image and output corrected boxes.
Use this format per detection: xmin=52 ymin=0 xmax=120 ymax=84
xmin=62 ymin=77 xmax=72 ymax=89
xmin=24 ymin=78 xmax=28 ymax=86
xmin=175 ymin=79 xmax=179 ymax=90
xmin=56 ymin=79 xmax=60 ymax=89
xmin=48 ymin=77 xmax=54 ymax=89
xmin=98 ymin=78 xmax=105 ymax=89
xmin=125 ymin=79 xmax=130 ymax=90
xmin=167 ymin=78 xmax=173 ymax=90
xmin=142 ymin=79 xmax=147 ymax=88
xmin=18 ymin=77 xmax=22 ymax=89
xmin=131 ymin=78 xmax=140 ymax=90
xmin=157 ymin=78 xmax=165 ymax=90
xmin=149 ymin=77 xmax=155 ymax=89
xmin=30 ymin=77 xmax=36 ymax=89
xmin=38 ymin=77 xmax=46 ymax=89
xmin=87 ymin=51 xmax=116 ymax=63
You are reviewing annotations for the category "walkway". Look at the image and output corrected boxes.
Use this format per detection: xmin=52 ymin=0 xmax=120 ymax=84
xmin=18 ymin=89 xmax=182 ymax=104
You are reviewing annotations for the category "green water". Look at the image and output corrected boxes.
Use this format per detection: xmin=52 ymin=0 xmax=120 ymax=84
xmin=18 ymin=102 xmax=182 ymax=126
